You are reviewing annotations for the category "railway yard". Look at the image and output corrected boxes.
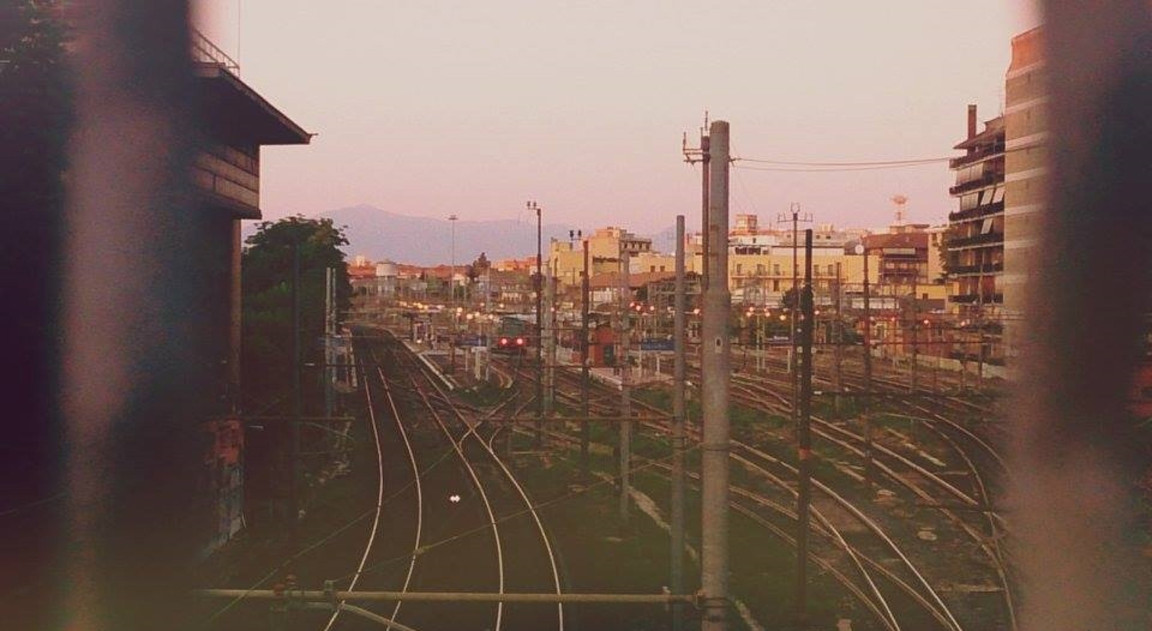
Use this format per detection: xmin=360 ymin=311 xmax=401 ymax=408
xmin=192 ymin=315 xmax=1050 ymax=631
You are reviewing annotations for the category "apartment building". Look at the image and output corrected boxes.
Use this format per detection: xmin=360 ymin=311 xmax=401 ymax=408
xmin=947 ymin=106 xmax=1006 ymax=363
xmin=1003 ymin=27 xmax=1047 ymax=359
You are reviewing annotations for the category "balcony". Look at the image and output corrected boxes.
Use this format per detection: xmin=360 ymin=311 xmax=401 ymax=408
xmin=949 ymin=145 xmax=1005 ymax=169
xmin=948 ymin=201 xmax=1005 ymax=223
xmin=192 ymin=29 xmax=240 ymax=75
xmin=948 ymin=232 xmax=1002 ymax=248
xmin=950 ymin=262 xmax=1003 ymax=276
xmin=949 ymin=173 xmax=1000 ymax=196
xmin=949 ymin=292 xmax=1003 ymax=304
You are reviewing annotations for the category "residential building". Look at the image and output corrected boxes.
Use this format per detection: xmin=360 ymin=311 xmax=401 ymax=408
xmin=948 ymin=105 xmax=1006 ymax=364
xmin=1003 ymin=26 xmax=1047 ymax=360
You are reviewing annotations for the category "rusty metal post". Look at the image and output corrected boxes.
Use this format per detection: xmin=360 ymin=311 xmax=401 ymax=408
xmin=619 ymin=248 xmax=632 ymax=526
xmin=581 ymin=238 xmax=591 ymax=478
xmin=795 ymin=229 xmax=815 ymax=627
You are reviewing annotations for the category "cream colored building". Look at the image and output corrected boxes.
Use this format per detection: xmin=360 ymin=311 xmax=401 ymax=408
xmin=549 ymin=226 xmax=654 ymax=290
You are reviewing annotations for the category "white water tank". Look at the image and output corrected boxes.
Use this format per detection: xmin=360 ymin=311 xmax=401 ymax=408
xmin=376 ymin=260 xmax=398 ymax=278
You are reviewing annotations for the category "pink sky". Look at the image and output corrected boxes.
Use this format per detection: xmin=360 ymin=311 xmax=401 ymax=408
xmin=194 ymin=1 xmax=1039 ymax=234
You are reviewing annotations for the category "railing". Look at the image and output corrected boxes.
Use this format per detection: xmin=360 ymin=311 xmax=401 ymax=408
xmin=191 ymin=29 xmax=239 ymax=75
xmin=949 ymin=173 xmax=1000 ymax=196
xmin=948 ymin=232 xmax=1002 ymax=248
xmin=950 ymin=262 xmax=1004 ymax=275
xmin=949 ymin=144 xmax=1006 ymax=169
xmin=949 ymin=292 xmax=1003 ymax=304
xmin=949 ymin=201 xmax=1005 ymax=222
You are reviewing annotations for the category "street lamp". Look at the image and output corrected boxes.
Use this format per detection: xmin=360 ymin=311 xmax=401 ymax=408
xmin=528 ymin=200 xmax=543 ymax=443
xmin=449 ymin=214 xmax=458 ymax=372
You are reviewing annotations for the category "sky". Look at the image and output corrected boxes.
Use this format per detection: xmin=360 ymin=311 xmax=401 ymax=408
xmin=194 ymin=1 xmax=1040 ymax=236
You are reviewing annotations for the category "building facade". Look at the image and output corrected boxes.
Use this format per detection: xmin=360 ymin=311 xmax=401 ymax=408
xmin=948 ymin=105 xmax=1006 ymax=364
xmin=1002 ymin=27 xmax=1047 ymax=361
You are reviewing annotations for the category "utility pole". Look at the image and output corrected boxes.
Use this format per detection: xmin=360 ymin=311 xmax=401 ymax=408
xmin=796 ymin=229 xmax=815 ymax=627
xmin=911 ymin=272 xmax=919 ymax=393
xmin=529 ymin=201 xmax=543 ymax=448
xmin=833 ymin=262 xmax=843 ymax=417
xmin=544 ymin=244 xmax=555 ymax=417
xmin=776 ymin=205 xmax=812 ymax=427
xmin=290 ymin=241 xmax=301 ymax=529
xmin=857 ymin=242 xmax=875 ymax=486
xmin=671 ymin=215 xmax=687 ymax=631
xmin=449 ymin=214 xmax=458 ymax=374
xmin=581 ymin=237 xmax=591 ymax=479
xmin=683 ymin=113 xmax=710 ymax=290
xmin=701 ymin=119 xmax=731 ymax=631
xmin=618 ymin=247 xmax=632 ymax=526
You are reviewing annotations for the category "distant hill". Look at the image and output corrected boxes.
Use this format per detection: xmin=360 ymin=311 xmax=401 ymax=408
xmin=243 ymin=204 xmax=675 ymax=266
xmin=241 ymin=204 xmax=578 ymax=266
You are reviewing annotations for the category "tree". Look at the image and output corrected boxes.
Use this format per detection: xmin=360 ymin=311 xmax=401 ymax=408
xmin=241 ymin=216 xmax=351 ymax=412
xmin=779 ymin=287 xmax=800 ymax=310
xmin=0 ymin=0 xmax=71 ymax=513
xmin=464 ymin=252 xmax=489 ymax=301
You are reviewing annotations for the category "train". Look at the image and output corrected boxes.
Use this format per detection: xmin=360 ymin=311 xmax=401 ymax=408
xmin=493 ymin=315 xmax=532 ymax=354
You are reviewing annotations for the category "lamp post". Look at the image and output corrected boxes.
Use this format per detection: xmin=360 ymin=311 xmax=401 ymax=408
xmin=449 ymin=214 xmax=458 ymax=373
xmin=856 ymin=242 xmax=874 ymax=485
xmin=528 ymin=201 xmax=543 ymax=446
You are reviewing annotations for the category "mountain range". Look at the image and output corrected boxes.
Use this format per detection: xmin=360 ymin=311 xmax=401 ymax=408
xmin=248 ymin=204 xmax=674 ymax=267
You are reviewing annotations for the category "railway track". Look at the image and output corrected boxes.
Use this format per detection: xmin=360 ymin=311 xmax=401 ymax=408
xmin=494 ymin=353 xmax=1013 ymax=630
xmin=380 ymin=332 xmax=565 ymax=631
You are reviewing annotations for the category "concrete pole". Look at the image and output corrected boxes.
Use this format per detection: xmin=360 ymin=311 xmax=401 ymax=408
xmin=795 ymin=229 xmax=815 ymax=626
xmin=581 ymin=239 xmax=591 ymax=478
xmin=671 ymin=215 xmax=687 ymax=631
xmin=700 ymin=133 xmax=711 ymax=292
xmin=701 ymin=120 xmax=731 ymax=631
xmin=618 ymin=248 xmax=632 ymax=526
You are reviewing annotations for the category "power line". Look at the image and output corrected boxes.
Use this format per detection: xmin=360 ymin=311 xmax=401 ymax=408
xmin=734 ymin=162 xmax=946 ymax=173
xmin=737 ymin=156 xmax=951 ymax=167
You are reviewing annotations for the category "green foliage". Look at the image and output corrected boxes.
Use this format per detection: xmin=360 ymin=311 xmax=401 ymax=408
xmin=1 ymin=1 xmax=71 ymax=480
xmin=241 ymin=216 xmax=352 ymax=411
xmin=1 ymin=1 xmax=71 ymax=208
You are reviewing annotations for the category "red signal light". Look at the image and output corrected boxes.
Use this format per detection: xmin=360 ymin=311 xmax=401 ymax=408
xmin=516 ymin=337 xmax=525 ymax=346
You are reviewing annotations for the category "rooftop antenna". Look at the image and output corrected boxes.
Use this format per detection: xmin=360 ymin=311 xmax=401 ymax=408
xmin=891 ymin=194 xmax=908 ymax=227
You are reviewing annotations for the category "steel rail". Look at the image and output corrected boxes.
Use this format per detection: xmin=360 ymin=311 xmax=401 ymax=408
xmin=322 ymin=356 xmax=387 ymax=631
xmin=395 ymin=350 xmax=507 ymax=631
xmin=403 ymin=344 xmax=566 ymax=630
xmin=373 ymin=350 xmax=425 ymax=628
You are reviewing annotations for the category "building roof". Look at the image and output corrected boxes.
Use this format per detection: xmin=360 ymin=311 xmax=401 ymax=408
xmin=589 ymin=270 xmax=675 ymax=290
xmin=194 ymin=63 xmax=311 ymax=145
xmin=863 ymin=232 xmax=928 ymax=250
xmin=954 ymin=116 xmax=1005 ymax=150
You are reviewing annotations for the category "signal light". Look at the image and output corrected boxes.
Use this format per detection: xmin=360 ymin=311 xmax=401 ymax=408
xmin=516 ymin=337 xmax=525 ymax=346
xmin=499 ymin=337 xmax=508 ymax=345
